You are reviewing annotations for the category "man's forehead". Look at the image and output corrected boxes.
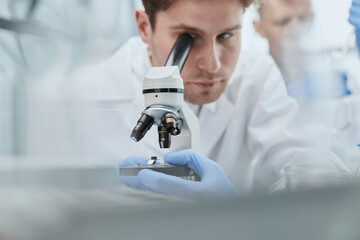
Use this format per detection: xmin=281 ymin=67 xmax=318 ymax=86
xmin=261 ymin=0 xmax=310 ymax=11
xmin=169 ymin=23 xmax=242 ymax=35
xmin=155 ymin=0 xmax=244 ymax=34
xmin=260 ymin=0 xmax=310 ymax=17
xmin=275 ymin=0 xmax=310 ymax=8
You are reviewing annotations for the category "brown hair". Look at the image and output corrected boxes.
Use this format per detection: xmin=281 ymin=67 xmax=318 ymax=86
xmin=142 ymin=0 xmax=257 ymax=29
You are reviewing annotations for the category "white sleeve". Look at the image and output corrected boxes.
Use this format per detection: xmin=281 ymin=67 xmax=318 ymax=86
xmin=245 ymin=57 xmax=350 ymax=193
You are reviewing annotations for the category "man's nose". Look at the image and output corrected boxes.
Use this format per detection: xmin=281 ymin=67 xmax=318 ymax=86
xmin=197 ymin=40 xmax=221 ymax=74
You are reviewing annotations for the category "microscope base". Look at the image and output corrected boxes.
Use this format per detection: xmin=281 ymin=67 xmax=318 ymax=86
xmin=119 ymin=164 xmax=200 ymax=181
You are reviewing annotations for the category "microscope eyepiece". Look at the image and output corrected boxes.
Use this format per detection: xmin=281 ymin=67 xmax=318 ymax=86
xmin=131 ymin=114 xmax=155 ymax=142
xmin=164 ymin=33 xmax=194 ymax=73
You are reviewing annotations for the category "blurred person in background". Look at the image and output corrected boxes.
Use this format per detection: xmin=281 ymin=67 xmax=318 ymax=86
xmin=0 ymin=0 xmax=137 ymax=156
xmin=253 ymin=0 xmax=360 ymax=170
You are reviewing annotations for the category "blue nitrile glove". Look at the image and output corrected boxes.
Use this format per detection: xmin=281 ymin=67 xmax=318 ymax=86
xmin=118 ymin=149 xmax=240 ymax=199
xmin=349 ymin=0 xmax=360 ymax=55
xmin=355 ymin=28 xmax=360 ymax=55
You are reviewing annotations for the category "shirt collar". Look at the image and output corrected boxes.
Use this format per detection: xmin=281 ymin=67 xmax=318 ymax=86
xmin=186 ymin=100 xmax=217 ymax=116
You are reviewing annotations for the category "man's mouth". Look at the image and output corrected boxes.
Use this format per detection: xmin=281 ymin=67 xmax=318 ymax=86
xmin=192 ymin=81 xmax=222 ymax=90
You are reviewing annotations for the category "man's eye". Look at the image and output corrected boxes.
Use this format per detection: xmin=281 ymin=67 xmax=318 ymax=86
xmin=278 ymin=18 xmax=291 ymax=26
xmin=184 ymin=32 xmax=198 ymax=39
xmin=217 ymin=32 xmax=231 ymax=39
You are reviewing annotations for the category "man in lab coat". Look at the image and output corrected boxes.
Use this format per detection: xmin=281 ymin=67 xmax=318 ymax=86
xmin=252 ymin=0 xmax=312 ymax=76
xmin=67 ymin=0 xmax=349 ymax=198
xmin=252 ymin=0 xmax=360 ymax=170
xmin=252 ymin=0 xmax=352 ymax=98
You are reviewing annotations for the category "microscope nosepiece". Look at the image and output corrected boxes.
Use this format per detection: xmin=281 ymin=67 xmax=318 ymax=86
xmin=131 ymin=114 xmax=155 ymax=142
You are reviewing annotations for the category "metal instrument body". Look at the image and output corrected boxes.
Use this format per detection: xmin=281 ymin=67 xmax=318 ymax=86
xmin=120 ymin=34 xmax=200 ymax=180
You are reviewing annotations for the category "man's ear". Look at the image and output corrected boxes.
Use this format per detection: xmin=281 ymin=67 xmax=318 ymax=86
xmin=253 ymin=20 xmax=266 ymax=38
xmin=136 ymin=9 xmax=152 ymax=44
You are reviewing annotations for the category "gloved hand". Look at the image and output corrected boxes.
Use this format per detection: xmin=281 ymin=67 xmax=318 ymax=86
xmin=118 ymin=149 xmax=240 ymax=199
xmin=349 ymin=0 xmax=360 ymax=54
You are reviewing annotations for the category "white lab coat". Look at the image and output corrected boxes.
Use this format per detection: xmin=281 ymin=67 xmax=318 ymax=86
xmin=285 ymin=51 xmax=360 ymax=172
xmin=28 ymin=36 xmax=349 ymax=194
xmin=327 ymin=52 xmax=360 ymax=170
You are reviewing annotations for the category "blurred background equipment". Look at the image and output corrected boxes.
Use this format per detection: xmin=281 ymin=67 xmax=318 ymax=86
xmin=244 ymin=0 xmax=360 ymax=172
xmin=0 ymin=0 xmax=138 ymax=157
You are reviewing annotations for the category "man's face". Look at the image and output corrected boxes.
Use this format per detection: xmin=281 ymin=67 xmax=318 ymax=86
xmin=141 ymin=0 xmax=243 ymax=104
xmin=253 ymin=0 xmax=312 ymax=67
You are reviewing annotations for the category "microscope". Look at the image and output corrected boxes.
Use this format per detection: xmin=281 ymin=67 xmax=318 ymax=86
xmin=119 ymin=33 xmax=200 ymax=181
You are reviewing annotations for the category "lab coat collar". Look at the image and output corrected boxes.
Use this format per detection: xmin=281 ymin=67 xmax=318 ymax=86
xmin=200 ymin=101 xmax=217 ymax=113
xmin=199 ymin=93 xmax=235 ymax=156
xmin=186 ymin=94 xmax=235 ymax=156
xmin=186 ymin=101 xmax=217 ymax=116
